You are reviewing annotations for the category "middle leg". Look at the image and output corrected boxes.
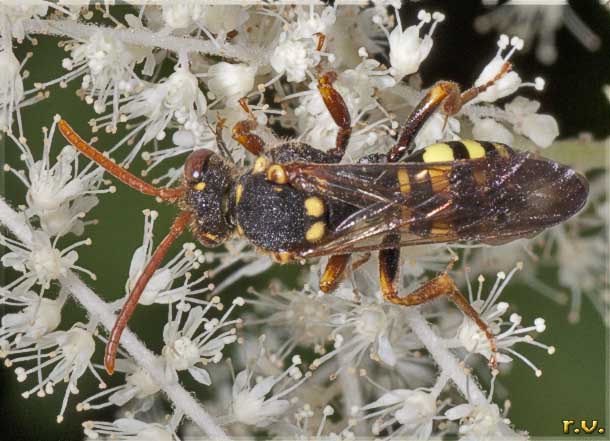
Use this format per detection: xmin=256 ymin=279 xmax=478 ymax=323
xmin=319 ymin=252 xmax=372 ymax=293
xmin=318 ymin=72 xmax=352 ymax=162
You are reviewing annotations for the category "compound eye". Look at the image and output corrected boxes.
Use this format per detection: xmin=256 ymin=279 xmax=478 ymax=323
xmin=184 ymin=149 xmax=215 ymax=183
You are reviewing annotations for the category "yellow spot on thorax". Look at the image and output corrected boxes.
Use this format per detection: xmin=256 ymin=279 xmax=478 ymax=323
xmin=194 ymin=182 xmax=206 ymax=191
xmin=253 ymin=156 xmax=268 ymax=173
xmin=462 ymin=140 xmax=485 ymax=159
xmin=305 ymin=197 xmax=325 ymax=217
xmin=423 ymin=143 xmax=454 ymax=163
xmin=235 ymin=184 xmax=243 ymax=203
xmin=305 ymin=221 xmax=326 ymax=242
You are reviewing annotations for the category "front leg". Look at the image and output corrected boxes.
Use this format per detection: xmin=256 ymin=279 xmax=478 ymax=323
xmin=378 ymin=238 xmax=498 ymax=368
xmin=232 ymin=98 xmax=266 ymax=156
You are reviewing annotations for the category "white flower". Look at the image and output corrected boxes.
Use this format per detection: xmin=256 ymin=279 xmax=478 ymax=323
xmin=359 ymin=389 xmax=438 ymax=439
xmin=6 ymin=326 xmax=97 ymax=423
xmin=83 ymin=418 xmax=178 ymax=441
xmin=206 ymin=62 xmax=257 ymax=103
xmin=77 ymin=360 xmax=160 ymax=412
xmin=162 ymin=298 xmax=241 ymax=384
xmin=446 ymin=402 xmax=508 ymax=440
xmin=503 ymin=96 xmax=559 ymax=147
xmin=289 ymin=404 xmax=353 ymax=440
xmin=0 ymin=3 xmax=49 ymax=41
xmin=381 ymin=9 xmax=445 ymax=79
xmin=546 ymin=176 xmax=609 ymax=323
xmin=161 ymin=1 xmax=206 ymax=30
xmin=231 ymin=355 xmax=310 ymax=427
xmin=1 ymin=229 xmax=94 ymax=294
xmin=198 ymin=6 xmax=249 ymax=35
xmin=448 ymin=264 xmax=555 ymax=376
xmin=293 ymin=5 xmax=337 ymax=40
xmin=6 ymin=117 xmax=108 ymax=229
xmin=311 ymin=299 xmax=398 ymax=374
xmin=0 ymin=291 xmax=65 ymax=355
xmin=115 ymin=56 xmax=207 ymax=164
xmin=271 ymin=33 xmax=320 ymax=83
xmin=471 ymin=118 xmax=514 ymax=145
xmin=414 ymin=111 xmax=461 ymax=150
xmin=52 ymin=31 xmax=149 ymax=129
xmin=0 ymin=48 xmax=43 ymax=139
xmin=475 ymin=2 xmax=600 ymax=65
xmin=126 ymin=210 xmax=209 ymax=306
xmin=472 ymin=35 xmax=524 ymax=103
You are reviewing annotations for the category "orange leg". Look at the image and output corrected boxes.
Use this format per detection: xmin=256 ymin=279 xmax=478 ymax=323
xmin=320 ymin=254 xmax=351 ymax=293
xmin=388 ymin=62 xmax=512 ymax=162
xmin=58 ymin=120 xmax=184 ymax=201
xmin=104 ymin=210 xmax=192 ymax=374
xmin=318 ymin=72 xmax=352 ymax=162
xmin=320 ymin=252 xmax=371 ymax=293
xmin=378 ymin=242 xmax=498 ymax=369
xmin=231 ymin=98 xmax=265 ymax=156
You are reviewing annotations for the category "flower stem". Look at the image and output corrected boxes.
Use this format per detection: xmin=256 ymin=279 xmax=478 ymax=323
xmin=402 ymin=307 xmax=520 ymax=438
xmin=22 ymin=19 xmax=257 ymax=63
xmin=0 ymin=197 xmax=229 ymax=440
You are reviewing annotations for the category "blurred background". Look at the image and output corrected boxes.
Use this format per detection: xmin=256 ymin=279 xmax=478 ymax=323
xmin=1 ymin=0 xmax=608 ymax=439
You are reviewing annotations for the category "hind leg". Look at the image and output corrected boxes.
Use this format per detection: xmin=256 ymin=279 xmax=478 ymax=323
xmin=388 ymin=61 xmax=512 ymax=162
xmin=378 ymin=243 xmax=498 ymax=368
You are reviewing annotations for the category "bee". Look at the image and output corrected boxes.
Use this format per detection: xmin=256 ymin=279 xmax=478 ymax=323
xmin=58 ymin=62 xmax=588 ymax=375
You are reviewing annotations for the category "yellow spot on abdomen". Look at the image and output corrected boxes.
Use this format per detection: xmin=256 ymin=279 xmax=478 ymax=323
xmin=397 ymin=169 xmax=411 ymax=194
xmin=462 ymin=140 xmax=485 ymax=159
xmin=194 ymin=182 xmax=206 ymax=191
xmin=305 ymin=197 xmax=325 ymax=217
xmin=235 ymin=184 xmax=243 ymax=203
xmin=494 ymin=143 xmax=510 ymax=158
xmin=305 ymin=221 xmax=326 ymax=242
xmin=428 ymin=165 xmax=451 ymax=193
xmin=423 ymin=143 xmax=454 ymax=163
xmin=431 ymin=222 xmax=452 ymax=236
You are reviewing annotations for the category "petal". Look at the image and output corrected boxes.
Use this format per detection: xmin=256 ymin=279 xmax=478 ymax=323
xmin=109 ymin=387 xmax=137 ymax=406
xmin=377 ymin=334 xmax=396 ymax=366
xmin=232 ymin=370 xmax=250 ymax=397
xmin=188 ymin=367 xmax=211 ymax=385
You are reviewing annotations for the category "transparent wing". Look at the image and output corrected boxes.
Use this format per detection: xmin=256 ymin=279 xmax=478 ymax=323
xmin=283 ymin=152 xmax=587 ymax=258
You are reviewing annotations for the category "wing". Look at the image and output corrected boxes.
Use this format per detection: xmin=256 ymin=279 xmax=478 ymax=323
xmin=283 ymin=151 xmax=588 ymax=258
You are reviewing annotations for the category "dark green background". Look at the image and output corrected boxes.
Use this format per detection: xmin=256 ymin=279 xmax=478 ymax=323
xmin=1 ymin=1 xmax=608 ymax=439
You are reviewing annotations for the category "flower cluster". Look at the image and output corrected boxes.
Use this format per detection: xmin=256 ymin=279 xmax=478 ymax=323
xmin=0 ymin=2 xmax=605 ymax=440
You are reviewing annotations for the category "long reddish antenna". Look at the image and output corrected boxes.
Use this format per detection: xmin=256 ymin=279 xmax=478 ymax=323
xmin=57 ymin=119 xmax=184 ymax=201
xmin=104 ymin=210 xmax=192 ymax=374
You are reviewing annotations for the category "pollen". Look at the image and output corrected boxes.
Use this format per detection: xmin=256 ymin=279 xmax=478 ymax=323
xmin=304 ymin=197 xmax=325 ymax=217
xmin=305 ymin=221 xmax=326 ymax=242
xmin=194 ymin=182 xmax=206 ymax=191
